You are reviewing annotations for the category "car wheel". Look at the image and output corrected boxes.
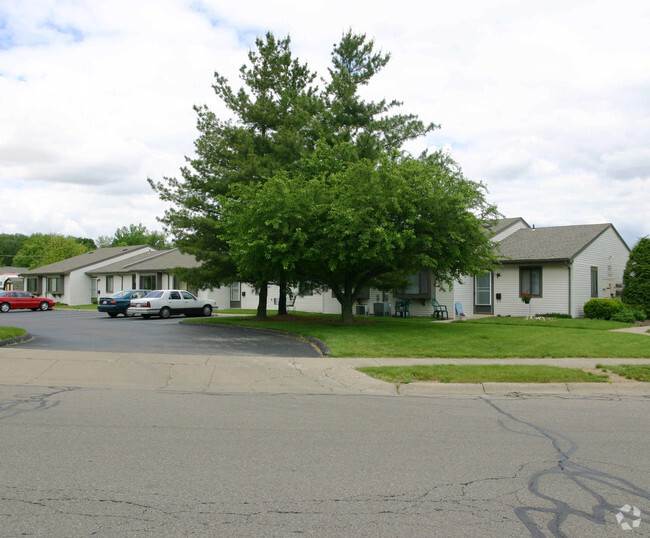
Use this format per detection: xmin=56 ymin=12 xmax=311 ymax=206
xmin=108 ymin=312 xmax=118 ymax=318
xmin=39 ymin=302 xmax=50 ymax=311
xmin=124 ymin=307 xmax=135 ymax=318
xmin=202 ymin=305 xmax=212 ymax=317
xmin=0 ymin=302 xmax=10 ymax=313
xmin=159 ymin=307 xmax=171 ymax=319
xmin=142 ymin=314 xmax=151 ymax=319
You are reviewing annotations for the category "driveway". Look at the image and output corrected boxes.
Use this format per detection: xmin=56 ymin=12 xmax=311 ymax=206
xmin=1 ymin=309 xmax=321 ymax=357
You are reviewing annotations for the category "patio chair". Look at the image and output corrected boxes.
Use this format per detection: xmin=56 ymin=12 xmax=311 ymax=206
xmin=431 ymin=298 xmax=449 ymax=320
xmin=394 ymin=298 xmax=412 ymax=317
xmin=454 ymin=301 xmax=465 ymax=319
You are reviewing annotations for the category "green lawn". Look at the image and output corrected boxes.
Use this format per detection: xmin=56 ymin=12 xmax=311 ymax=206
xmin=0 ymin=326 xmax=28 ymax=340
xmin=358 ymin=364 xmax=610 ymax=384
xmin=597 ymin=364 xmax=650 ymax=382
xmin=55 ymin=303 xmax=97 ymax=309
xmin=191 ymin=314 xmax=650 ymax=358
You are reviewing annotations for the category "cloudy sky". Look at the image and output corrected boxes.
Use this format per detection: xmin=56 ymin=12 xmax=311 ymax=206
xmin=1 ymin=0 xmax=649 ymax=247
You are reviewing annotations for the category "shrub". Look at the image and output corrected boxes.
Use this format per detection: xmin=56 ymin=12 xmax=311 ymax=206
xmin=538 ymin=313 xmax=573 ymax=319
xmin=583 ymin=298 xmax=624 ymax=320
xmin=611 ymin=310 xmax=636 ymax=323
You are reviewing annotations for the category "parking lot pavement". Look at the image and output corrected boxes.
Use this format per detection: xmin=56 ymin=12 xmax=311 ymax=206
xmin=0 ymin=347 xmax=649 ymax=396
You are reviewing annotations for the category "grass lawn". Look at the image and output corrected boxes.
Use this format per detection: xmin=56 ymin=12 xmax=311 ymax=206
xmin=55 ymin=303 xmax=97 ymax=309
xmin=357 ymin=364 xmax=610 ymax=384
xmin=190 ymin=314 xmax=650 ymax=358
xmin=597 ymin=364 xmax=650 ymax=382
xmin=0 ymin=326 xmax=28 ymax=340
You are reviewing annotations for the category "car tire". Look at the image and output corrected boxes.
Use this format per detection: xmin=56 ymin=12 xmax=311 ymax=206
xmin=124 ymin=307 xmax=135 ymax=317
xmin=108 ymin=312 xmax=118 ymax=318
xmin=159 ymin=307 xmax=171 ymax=319
xmin=0 ymin=302 xmax=10 ymax=313
xmin=39 ymin=302 xmax=50 ymax=311
xmin=202 ymin=305 xmax=212 ymax=317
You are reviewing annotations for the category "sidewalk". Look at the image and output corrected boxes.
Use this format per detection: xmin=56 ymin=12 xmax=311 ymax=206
xmin=0 ymin=347 xmax=648 ymax=397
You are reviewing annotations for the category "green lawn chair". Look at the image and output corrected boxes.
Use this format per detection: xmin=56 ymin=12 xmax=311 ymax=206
xmin=431 ymin=298 xmax=449 ymax=320
xmin=394 ymin=298 xmax=412 ymax=317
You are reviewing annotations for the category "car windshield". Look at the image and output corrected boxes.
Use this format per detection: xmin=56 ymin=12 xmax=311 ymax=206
xmin=144 ymin=291 xmax=164 ymax=298
xmin=0 ymin=291 xmax=9 ymax=297
xmin=111 ymin=291 xmax=131 ymax=298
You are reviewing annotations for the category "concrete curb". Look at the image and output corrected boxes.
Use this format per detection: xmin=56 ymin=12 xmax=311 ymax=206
xmin=0 ymin=333 xmax=33 ymax=347
xmin=181 ymin=319 xmax=330 ymax=356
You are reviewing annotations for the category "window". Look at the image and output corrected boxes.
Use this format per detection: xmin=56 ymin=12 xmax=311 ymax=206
xmin=398 ymin=271 xmax=431 ymax=298
xmin=520 ymin=266 xmax=542 ymax=297
xmin=169 ymin=291 xmax=181 ymax=300
xmin=26 ymin=277 xmax=39 ymax=293
xmin=132 ymin=275 xmax=136 ymax=289
xmin=47 ymin=276 xmax=62 ymax=294
xmin=298 ymin=281 xmax=315 ymax=296
xmin=230 ymin=282 xmax=240 ymax=302
xmin=591 ymin=267 xmax=598 ymax=298
xmin=106 ymin=275 xmax=114 ymax=293
xmin=181 ymin=291 xmax=196 ymax=300
xmin=140 ymin=275 xmax=156 ymax=290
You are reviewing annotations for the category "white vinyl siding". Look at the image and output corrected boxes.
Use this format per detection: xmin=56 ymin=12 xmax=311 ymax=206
xmin=571 ymin=227 xmax=629 ymax=317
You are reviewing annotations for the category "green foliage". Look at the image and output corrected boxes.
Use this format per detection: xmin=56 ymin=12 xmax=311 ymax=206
xmin=583 ymin=298 xmax=624 ymax=320
xmin=149 ymin=33 xmax=319 ymax=316
xmin=13 ymin=234 xmax=92 ymax=269
xmin=611 ymin=307 xmax=646 ymax=323
xmin=0 ymin=233 xmax=28 ymax=266
xmin=538 ymin=313 xmax=573 ymax=318
xmin=621 ymin=237 xmax=650 ymax=317
xmin=99 ymin=223 xmax=167 ymax=249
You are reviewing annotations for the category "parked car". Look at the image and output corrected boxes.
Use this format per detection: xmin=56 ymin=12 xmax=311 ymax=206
xmin=97 ymin=290 xmax=149 ymax=318
xmin=0 ymin=291 xmax=56 ymax=312
xmin=129 ymin=289 xmax=217 ymax=319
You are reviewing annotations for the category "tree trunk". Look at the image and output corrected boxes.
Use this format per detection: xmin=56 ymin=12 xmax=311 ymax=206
xmin=277 ymin=278 xmax=288 ymax=316
xmin=256 ymin=282 xmax=268 ymax=318
xmin=340 ymin=293 xmax=354 ymax=326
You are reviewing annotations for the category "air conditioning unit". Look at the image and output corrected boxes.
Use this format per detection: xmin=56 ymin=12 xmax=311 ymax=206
xmin=355 ymin=304 xmax=368 ymax=316
xmin=373 ymin=302 xmax=392 ymax=317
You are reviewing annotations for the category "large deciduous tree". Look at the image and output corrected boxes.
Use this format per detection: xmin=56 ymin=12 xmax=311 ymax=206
xmin=149 ymin=32 xmax=318 ymax=317
xmin=221 ymin=145 xmax=499 ymax=324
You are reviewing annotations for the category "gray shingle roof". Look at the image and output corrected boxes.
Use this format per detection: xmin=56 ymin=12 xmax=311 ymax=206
xmin=496 ymin=223 xmax=616 ymax=263
xmin=20 ymin=245 xmax=151 ymax=275
xmin=87 ymin=248 xmax=201 ymax=274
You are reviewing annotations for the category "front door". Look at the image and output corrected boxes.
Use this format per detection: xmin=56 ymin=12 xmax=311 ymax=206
xmin=475 ymin=272 xmax=493 ymax=314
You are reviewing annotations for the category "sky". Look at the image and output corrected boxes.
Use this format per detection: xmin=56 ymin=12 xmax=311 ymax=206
xmin=1 ymin=0 xmax=649 ymax=248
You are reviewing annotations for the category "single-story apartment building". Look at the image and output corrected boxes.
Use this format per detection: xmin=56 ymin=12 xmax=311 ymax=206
xmin=20 ymin=217 xmax=630 ymax=317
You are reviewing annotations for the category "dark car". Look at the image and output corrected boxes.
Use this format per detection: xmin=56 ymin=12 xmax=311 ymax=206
xmin=0 ymin=291 xmax=56 ymax=312
xmin=98 ymin=290 xmax=148 ymax=318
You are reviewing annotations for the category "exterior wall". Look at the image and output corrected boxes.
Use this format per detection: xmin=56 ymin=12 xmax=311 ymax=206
xmin=570 ymin=227 xmax=629 ymax=317
xmin=451 ymin=278 xmax=474 ymax=319
xmin=494 ymin=264 xmax=570 ymax=317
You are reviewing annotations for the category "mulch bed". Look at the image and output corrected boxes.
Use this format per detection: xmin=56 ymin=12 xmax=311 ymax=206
xmin=250 ymin=314 xmax=377 ymax=324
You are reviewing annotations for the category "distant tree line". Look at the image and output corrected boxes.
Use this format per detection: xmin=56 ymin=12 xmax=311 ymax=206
xmin=0 ymin=224 xmax=168 ymax=270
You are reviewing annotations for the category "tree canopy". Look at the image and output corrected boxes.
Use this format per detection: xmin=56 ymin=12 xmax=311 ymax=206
xmin=97 ymin=223 xmax=168 ymax=250
xmin=151 ymin=30 xmax=499 ymax=324
xmin=13 ymin=234 xmax=93 ymax=269
xmin=621 ymin=237 xmax=650 ymax=317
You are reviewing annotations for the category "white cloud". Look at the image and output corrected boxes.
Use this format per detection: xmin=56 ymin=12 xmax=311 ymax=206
xmin=1 ymin=0 xmax=649 ymax=246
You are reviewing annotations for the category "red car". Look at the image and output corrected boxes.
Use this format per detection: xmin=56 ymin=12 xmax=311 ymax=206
xmin=0 ymin=291 xmax=56 ymax=312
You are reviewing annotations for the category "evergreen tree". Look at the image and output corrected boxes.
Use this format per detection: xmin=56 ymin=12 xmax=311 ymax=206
xmin=621 ymin=237 xmax=650 ymax=317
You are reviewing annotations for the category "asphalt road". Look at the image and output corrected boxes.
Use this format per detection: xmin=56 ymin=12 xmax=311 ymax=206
xmin=2 ymin=309 xmax=321 ymax=357
xmin=0 ymin=386 xmax=648 ymax=536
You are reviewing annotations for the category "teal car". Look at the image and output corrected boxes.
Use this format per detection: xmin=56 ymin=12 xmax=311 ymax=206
xmin=98 ymin=290 xmax=148 ymax=318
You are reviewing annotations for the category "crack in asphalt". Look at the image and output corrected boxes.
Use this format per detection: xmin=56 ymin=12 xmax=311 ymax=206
xmin=0 ymin=387 xmax=77 ymax=421
xmin=483 ymin=397 xmax=650 ymax=537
